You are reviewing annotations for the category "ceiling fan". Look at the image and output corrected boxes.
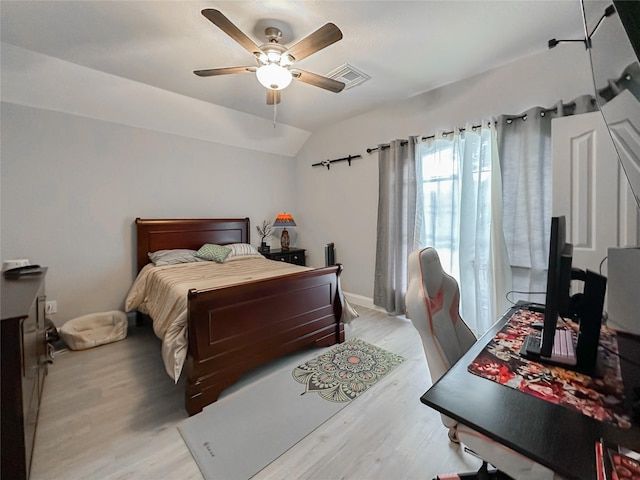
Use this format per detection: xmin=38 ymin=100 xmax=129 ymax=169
xmin=194 ymin=9 xmax=346 ymax=105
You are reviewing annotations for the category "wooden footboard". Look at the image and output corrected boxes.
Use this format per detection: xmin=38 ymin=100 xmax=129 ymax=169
xmin=183 ymin=264 xmax=345 ymax=415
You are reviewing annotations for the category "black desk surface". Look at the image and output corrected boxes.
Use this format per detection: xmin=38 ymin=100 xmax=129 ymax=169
xmin=420 ymin=306 xmax=640 ymax=480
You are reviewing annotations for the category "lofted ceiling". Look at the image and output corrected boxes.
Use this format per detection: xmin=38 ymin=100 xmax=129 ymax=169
xmin=1 ymin=1 xmax=588 ymax=132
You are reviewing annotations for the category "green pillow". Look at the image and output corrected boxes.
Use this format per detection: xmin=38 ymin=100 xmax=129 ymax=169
xmin=195 ymin=243 xmax=231 ymax=263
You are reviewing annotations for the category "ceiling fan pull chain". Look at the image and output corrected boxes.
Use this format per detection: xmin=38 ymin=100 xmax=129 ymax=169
xmin=273 ymin=102 xmax=277 ymax=128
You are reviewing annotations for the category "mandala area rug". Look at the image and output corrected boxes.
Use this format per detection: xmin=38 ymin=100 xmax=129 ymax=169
xmin=292 ymin=338 xmax=406 ymax=402
xmin=179 ymin=338 xmax=405 ymax=480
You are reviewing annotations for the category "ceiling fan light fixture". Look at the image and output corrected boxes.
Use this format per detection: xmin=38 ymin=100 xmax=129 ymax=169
xmin=256 ymin=63 xmax=292 ymax=90
xmin=279 ymin=54 xmax=294 ymax=67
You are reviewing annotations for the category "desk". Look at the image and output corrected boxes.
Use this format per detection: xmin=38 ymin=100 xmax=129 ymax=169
xmin=421 ymin=306 xmax=640 ymax=480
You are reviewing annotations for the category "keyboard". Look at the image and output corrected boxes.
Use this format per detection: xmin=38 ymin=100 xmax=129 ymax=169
xmin=521 ymin=328 xmax=577 ymax=366
xmin=549 ymin=328 xmax=577 ymax=365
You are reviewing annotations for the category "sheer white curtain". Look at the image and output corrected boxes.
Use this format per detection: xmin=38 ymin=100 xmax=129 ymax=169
xmin=417 ymin=121 xmax=511 ymax=335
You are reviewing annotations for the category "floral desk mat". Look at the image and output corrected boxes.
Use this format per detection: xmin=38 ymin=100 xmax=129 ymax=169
xmin=467 ymin=308 xmax=631 ymax=428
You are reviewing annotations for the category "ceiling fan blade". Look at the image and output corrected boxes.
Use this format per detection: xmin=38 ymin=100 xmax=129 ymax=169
xmin=194 ymin=66 xmax=256 ymax=77
xmin=292 ymin=69 xmax=345 ymax=93
xmin=266 ymin=90 xmax=281 ymax=105
xmin=285 ymin=23 xmax=342 ymax=62
xmin=201 ymin=9 xmax=262 ymax=56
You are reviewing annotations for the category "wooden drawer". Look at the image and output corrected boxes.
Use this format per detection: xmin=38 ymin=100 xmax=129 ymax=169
xmin=2 ymin=270 xmax=47 ymax=480
xmin=286 ymin=252 xmax=305 ymax=265
xmin=263 ymin=249 xmax=306 ymax=266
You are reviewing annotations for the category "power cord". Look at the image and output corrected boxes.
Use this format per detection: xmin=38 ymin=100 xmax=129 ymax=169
xmin=599 ymin=255 xmax=607 ymax=275
xmin=505 ymin=290 xmax=545 ymax=306
xmin=599 ymin=343 xmax=640 ymax=368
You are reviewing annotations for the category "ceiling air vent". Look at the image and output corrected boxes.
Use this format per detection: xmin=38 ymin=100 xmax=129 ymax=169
xmin=327 ymin=63 xmax=370 ymax=90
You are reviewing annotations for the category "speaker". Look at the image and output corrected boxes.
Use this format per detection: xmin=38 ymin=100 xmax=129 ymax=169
xmin=607 ymin=247 xmax=640 ymax=335
xmin=575 ymin=270 xmax=607 ymax=376
xmin=325 ymin=243 xmax=335 ymax=266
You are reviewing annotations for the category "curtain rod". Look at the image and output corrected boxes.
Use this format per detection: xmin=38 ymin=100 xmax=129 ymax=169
xmin=366 ymin=103 xmax=578 ymax=154
xmin=367 ymin=123 xmax=483 ymax=154
xmin=311 ymin=153 xmax=362 ymax=170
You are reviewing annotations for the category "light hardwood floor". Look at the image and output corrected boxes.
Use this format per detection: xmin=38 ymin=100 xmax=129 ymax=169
xmin=31 ymin=307 xmax=481 ymax=480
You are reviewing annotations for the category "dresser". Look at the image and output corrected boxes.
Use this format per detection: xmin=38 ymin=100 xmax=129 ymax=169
xmin=262 ymin=248 xmax=306 ymax=266
xmin=1 ymin=269 xmax=48 ymax=480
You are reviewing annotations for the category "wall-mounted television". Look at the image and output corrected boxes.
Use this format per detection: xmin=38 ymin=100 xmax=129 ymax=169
xmin=582 ymin=0 xmax=640 ymax=210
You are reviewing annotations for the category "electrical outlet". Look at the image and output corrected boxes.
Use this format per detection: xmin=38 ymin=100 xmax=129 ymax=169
xmin=45 ymin=301 xmax=57 ymax=314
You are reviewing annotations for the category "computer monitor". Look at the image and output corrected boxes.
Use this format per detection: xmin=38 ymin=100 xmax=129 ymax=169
xmin=540 ymin=216 xmax=572 ymax=358
xmin=521 ymin=216 xmax=575 ymax=365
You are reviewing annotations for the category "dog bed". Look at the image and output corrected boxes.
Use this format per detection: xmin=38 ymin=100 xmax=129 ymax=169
xmin=59 ymin=310 xmax=128 ymax=350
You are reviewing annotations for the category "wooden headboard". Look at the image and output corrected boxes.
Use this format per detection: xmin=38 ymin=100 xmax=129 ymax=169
xmin=135 ymin=218 xmax=250 ymax=272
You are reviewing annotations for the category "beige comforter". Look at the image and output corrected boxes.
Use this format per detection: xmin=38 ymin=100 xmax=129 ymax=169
xmin=124 ymin=256 xmax=356 ymax=381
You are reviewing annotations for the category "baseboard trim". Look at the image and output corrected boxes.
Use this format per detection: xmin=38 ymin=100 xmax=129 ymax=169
xmin=343 ymin=292 xmax=387 ymax=313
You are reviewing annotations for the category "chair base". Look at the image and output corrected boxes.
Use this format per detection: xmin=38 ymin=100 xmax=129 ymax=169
xmin=434 ymin=461 xmax=515 ymax=480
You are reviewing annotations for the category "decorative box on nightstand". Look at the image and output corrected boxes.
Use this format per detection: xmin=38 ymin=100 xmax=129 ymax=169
xmin=262 ymin=248 xmax=306 ymax=266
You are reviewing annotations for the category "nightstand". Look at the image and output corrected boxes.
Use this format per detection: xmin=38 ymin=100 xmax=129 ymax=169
xmin=262 ymin=248 xmax=306 ymax=266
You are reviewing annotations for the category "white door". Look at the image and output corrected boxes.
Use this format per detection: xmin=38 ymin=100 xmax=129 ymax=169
xmin=551 ymin=111 xmax=638 ymax=294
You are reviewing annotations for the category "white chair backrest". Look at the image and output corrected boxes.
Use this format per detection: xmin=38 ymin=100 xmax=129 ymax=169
xmin=405 ymin=247 xmax=477 ymax=384
xmin=406 ymin=248 xmax=554 ymax=477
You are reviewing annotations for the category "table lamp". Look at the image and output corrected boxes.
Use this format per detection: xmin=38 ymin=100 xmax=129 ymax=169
xmin=273 ymin=213 xmax=296 ymax=250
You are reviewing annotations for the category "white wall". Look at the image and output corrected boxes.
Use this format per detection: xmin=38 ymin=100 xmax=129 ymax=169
xmin=294 ymin=44 xmax=596 ymax=305
xmin=0 ymin=44 xmax=311 ymax=325
xmin=1 ymin=103 xmax=296 ymax=324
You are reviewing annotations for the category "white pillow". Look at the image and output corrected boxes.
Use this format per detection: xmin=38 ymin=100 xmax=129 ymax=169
xmin=226 ymin=243 xmax=260 ymax=258
xmin=148 ymin=249 xmax=204 ymax=266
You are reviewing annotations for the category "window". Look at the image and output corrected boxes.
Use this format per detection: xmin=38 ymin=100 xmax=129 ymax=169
xmin=419 ymin=141 xmax=459 ymax=277
xmin=416 ymin=126 xmax=506 ymax=335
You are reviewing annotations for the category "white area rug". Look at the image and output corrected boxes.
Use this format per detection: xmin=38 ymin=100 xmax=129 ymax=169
xmin=178 ymin=339 xmax=404 ymax=480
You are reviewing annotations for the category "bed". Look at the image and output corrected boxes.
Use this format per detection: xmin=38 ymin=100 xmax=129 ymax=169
xmin=126 ymin=218 xmax=348 ymax=415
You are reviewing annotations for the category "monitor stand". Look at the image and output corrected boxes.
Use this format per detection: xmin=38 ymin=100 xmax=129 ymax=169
xmin=520 ymin=270 xmax=607 ymax=378
xmin=575 ymin=271 xmax=607 ymax=377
